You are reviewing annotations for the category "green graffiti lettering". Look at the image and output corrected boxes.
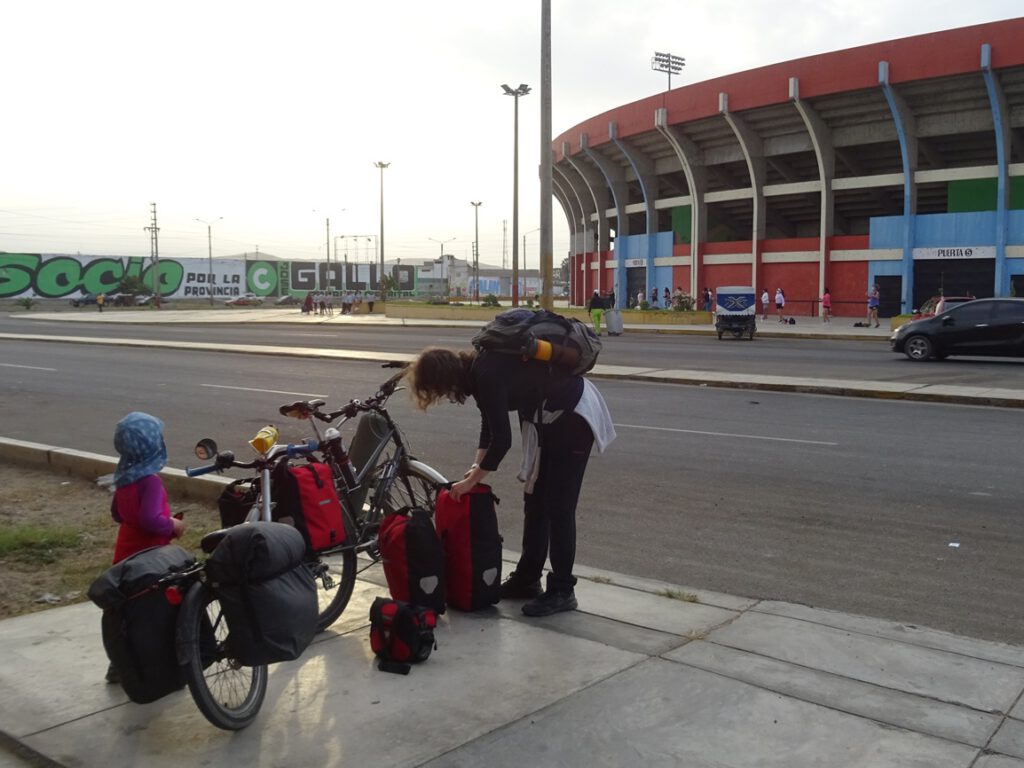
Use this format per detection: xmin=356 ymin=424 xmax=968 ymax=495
xmin=141 ymin=260 xmax=184 ymax=295
xmin=81 ymin=258 xmax=126 ymax=294
xmin=124 ymin=257 xmax=145 ymax=280
xmin=247 ymin=261 xmax=277 ymax=295
xmin=35 ymin=257 xmax=86 ymax=298
xmin=0 ymin=254 xmax=39 ymax=298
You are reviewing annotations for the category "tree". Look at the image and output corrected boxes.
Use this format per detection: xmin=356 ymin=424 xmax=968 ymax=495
xmin=559 ymin=257 xmax=569 ymax=282
xmin=118 ymin=276 xmax=148 ymax=296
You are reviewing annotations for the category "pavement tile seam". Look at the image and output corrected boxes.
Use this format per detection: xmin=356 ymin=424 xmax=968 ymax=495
xmin=667 ymin=641 xmax=1003 ymax=749
xmin=984 ymin=690 xmax=1024 ymax=759
xmin=749 ymin=604 xmax=1024 ymax=670
xmin=701 ymin=631 xmax=1020 ymax=717
xmin=0 ymin=730 xmax=63 ymax=768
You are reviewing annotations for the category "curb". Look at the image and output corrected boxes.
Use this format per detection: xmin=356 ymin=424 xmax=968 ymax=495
xmin=0 ymin=437 xmax=229 ymax=503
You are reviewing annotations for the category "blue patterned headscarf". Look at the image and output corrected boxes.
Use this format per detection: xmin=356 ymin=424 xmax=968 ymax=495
xmin=112 ymin=412 xmax=167 ymax=488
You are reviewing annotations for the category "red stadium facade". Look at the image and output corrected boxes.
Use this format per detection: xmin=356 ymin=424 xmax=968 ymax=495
xmin=553 ymin=18 xmax=1024 ymax=318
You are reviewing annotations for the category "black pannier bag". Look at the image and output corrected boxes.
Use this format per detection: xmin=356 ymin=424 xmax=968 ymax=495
xmin=88 ymin=545 xmax=195 ymax=704
xmin=218 ymin=477 xmax=258 ymax=528
xmin=205 ymin=522 xmax=318 ymax=666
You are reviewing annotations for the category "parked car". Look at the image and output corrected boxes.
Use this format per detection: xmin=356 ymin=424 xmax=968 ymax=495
xmin=225 ymin=293 xmax=264 ymax=307
xmin=912 ymin=295 xmax=975 ymax=320
xmin=69 ymin=293 xmax=98 ymax=307
xmin=135 ymin=294 xmax=161 ymax=306
xmin=274 ymin=294 xmax=301 ymax=306
xmin=890 ymin=298 xmax=1024 ymax=361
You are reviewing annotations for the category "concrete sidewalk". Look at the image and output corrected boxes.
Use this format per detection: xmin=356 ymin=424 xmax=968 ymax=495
xmin=3 ymin=557 xmax=1024 ymax=767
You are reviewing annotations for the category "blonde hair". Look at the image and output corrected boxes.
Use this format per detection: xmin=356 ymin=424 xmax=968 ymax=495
xmin=406 ymin=347 xmax=476 ymax=410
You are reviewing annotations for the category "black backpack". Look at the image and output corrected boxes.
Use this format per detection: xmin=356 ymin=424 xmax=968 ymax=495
xmin=471 ymin=309 xmax=601 ymax=376
xmin=88 ymin=545 xmax=194 ymax=703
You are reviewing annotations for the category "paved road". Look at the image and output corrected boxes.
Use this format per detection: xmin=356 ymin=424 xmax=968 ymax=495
xmin=3 ymin=336 xmax=1023 ymax=645
xmin=4 ymin=313 xmax=1024 ymax=389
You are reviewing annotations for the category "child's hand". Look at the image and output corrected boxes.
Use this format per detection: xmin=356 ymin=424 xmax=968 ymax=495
xmin=171 ymin=517 xmax=187 ymax=539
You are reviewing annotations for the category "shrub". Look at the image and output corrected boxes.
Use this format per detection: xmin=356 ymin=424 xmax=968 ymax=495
xmin=638 ymin=300 xmax=650 ymax=311
xmin=672 ymin=293 xmax=696 ymax=311
xmin=481 ymin=294 xmax=500 ymax=308
xmin=16 ymin=297 xmax=36 ymax=310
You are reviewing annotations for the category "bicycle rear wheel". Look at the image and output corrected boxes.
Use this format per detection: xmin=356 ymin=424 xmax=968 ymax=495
xmin=178 ymin=581 xmax=267 ymax=731
xmin=310 ymin=513 xmax=357 ymax=632
xmin=378 ymin=459 xmax=446 ymax=515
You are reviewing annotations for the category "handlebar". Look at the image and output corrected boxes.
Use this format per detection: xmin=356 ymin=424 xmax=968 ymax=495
xmin=279 ymin=365 xmax=408 ymax=425
xmin=185 ymin=439 xmax=318 ymax=476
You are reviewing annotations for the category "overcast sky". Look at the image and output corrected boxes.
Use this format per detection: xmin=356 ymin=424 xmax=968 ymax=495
xmin=1 ymin=1 xmax=1020 ymax=268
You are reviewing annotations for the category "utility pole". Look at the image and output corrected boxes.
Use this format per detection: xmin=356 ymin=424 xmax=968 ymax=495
xmin=471 ymin=201 xmax=482 ymax=302
xmin=540 ymin=0 xmax=554 ymax=310
xmin=144 ymin=203 xmax=161 ymax=309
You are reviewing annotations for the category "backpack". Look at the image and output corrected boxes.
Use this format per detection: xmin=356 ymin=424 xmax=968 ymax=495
xmin=471 ymin=309 xmax=601 ymax=377
xmin=435 ymin=486 xmax=502 ymax=611
xmin=369 ymin=596 xmax=438 ymax=675
xmin=272 ymin=461 xmax=347 ymax=553
xmin=379 ymin=508 xmax=446 ymax=614
xmin=218 ymin=477 xmax=258 ymax=528
xmin=205 ymin=522 xmax=318 ymax=666
xmin=88 ymin=545 xmax=194 ymax=703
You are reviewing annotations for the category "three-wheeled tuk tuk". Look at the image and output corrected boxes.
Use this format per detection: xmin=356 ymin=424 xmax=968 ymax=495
xmin=714 ymin=286 xmax=757 ymax=340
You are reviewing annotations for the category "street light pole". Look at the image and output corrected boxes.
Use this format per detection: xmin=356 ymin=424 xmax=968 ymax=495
xmin=374 ymin=161 xmax=389 ymax=287
xmin=502 ymin=83 xmax=530 ymax=306
xmin=470 ymin=201 xmax=482 ymax=302
xmin=194 ymin=216 xmax=222 ymax=306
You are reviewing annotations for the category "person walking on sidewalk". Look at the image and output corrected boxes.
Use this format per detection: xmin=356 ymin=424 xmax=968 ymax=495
xmin=405 ymin=347 xmax=615 ymax=617
xmin=761 ymin=288 xmax=770 ymax=321
xmin=775 ymin=288 xmax=786 ymax=322
xmin=97 ymin=293 xmax=105 ymax=312
xmin=822 ymin=287 xmax=832 ymax=323
xmin=868 ymin=284 xmax=880 ymax=328
xmin=587 ymin=290 xmax=605 ymax=336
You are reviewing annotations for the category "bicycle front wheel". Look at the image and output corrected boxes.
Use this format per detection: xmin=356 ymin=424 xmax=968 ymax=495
xmin=310 ymin=513 xmax=358 ymax=632
xmin=177 ymin=581 xmax=267 ymax=731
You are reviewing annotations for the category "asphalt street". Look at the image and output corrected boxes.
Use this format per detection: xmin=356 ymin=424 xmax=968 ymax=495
xmin=2 ymin=334 xmax=1023 ymax=645
xmin=4 ymin=312 xmax=1024 ymax=390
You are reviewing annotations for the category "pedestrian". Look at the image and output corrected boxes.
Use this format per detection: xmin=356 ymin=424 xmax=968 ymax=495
xmin=822 ymin=287 xmax=832 ymax=323
xmin=106 ymin=412 xmax=186 ymax=681
xmin=760 ymin=288 xmax=770 ymax=321
xmin=636 ymin=289 xmax=644 ymax=309
xmin=775 ymin=288 xmax=786 ymax=323
xmin=663 ymin=287 xmax=671 ymax=309
xmin=318 ymin=294 xmax=327 ymax=316
xmin=366 ymin=290 xmax=376 ymax=313
xmin=587 ymin=289 xmax=605 ymax=336
xmin=97 ymin=293 xmax=105 ymax=313
xmin=868 ymin=284 xmax=880 ymax=328
xmin=650 ymin=287 xmax=659 ymax=308
xmin=405 ymin=346 xmax=615 ymax=616
xmin=342 ymin=291 xmax=354 ymax=315
xmin=703 ymin=287 xmax=713 ymax=312
xmin=606 ymin=289 xmax=616 ymax=309
xmin=673 ymin=286 xmax=684 ymax=305
xmin=302 ymin=292 xmax=314 ymax=315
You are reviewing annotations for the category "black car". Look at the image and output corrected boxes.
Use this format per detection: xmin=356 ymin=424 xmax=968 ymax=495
xmin=890 ymin=298 xmax=1024 ymax=361
xmin=274 ymin=294 xmax=301 ymax=306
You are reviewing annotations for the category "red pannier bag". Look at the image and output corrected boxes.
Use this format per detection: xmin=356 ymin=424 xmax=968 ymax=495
xmin=379 ymin=508 xmax=446 ymax=614
xmin=435 ymin=486 xmax=502 ymax=611
xmin=272 ymin=462 xmax=346 ymax=553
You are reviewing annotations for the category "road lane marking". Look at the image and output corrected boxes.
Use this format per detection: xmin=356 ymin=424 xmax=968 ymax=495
xmin=0 ymin=363 xmax=58 ymax=371
xmin=201 ymin=384 xmax=327 ymax=398
xmin=614 ymin=422 xmax=838 ymax=446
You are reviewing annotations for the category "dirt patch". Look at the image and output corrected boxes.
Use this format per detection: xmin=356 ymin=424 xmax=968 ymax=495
xmin=0 ymin=463 xmax=219 ymax=618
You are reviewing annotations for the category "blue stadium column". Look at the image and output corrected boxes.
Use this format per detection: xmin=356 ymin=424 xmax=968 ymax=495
xmin=981 ymin=44 xmax=1011 ymax=296
xmin=581 ymin=133 xmax=630 ymax=305
xmin=879 ymin=61 xmax=917 ymax=313
xmin=611 ymin=122 xmax=659 ymax=303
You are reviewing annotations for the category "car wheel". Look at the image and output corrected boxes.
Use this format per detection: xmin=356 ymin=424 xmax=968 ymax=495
xmin=903 ymin=335 xmax=933 ymax=361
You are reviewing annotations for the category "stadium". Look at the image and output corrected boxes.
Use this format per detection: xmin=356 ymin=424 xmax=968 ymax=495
xmin=554 ymin=17 xmax=1024 ymax=318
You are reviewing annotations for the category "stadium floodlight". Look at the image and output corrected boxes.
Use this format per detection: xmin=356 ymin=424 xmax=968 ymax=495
xmin=651 ymin=51 xmax=685 ymax=90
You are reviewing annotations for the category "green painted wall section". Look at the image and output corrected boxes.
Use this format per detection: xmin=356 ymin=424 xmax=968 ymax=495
xmin=947 ymin=177 xmax=1024 ymax=212
xmin=671 ymin=205 xmax=692 ymax=244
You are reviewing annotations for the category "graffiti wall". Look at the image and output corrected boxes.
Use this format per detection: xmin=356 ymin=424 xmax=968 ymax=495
xmin=0 ymin=254 xmax=416 ymax=299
